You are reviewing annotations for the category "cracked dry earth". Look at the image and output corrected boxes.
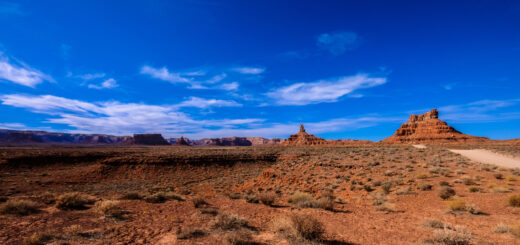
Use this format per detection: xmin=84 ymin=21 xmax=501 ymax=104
xmin=1 ymin=145 xmax=520 ymax=244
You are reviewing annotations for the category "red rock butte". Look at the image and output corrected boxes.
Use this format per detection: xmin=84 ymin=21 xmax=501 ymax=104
xmin=382 ymin=109 xmax=489 ymax=144
xmin=281 ymin=124 xmax=327 ymax=146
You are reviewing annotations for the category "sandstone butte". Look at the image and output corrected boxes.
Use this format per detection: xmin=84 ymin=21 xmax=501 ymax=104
xmin=281 ymin=124 xmax=327 ymax=146
xmin=382 ymin=109 xmax=489 ymax=144
xmin=173 ymin=136 xmax=190 ymax=146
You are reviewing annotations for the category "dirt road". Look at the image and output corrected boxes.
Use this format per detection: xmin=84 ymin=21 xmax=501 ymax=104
xmin=449 ymin=149 xmax=520 ymax=168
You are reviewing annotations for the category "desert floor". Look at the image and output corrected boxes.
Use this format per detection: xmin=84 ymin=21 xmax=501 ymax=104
xmin=1 ymin=144 xmax=520 ymax=245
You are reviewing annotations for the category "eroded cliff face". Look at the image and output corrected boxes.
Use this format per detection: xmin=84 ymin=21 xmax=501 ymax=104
xmin=281 ymin=124 xmax=327 ymax=146
xmin=382 ymin=109 xmax=489 ymax=143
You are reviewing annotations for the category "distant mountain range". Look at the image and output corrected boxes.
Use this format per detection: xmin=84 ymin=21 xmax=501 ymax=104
xmin=0 ymin=129 xmax=284 ymax=146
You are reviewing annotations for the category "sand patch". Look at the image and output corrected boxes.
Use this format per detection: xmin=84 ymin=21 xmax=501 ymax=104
xmin=449 ymin=149 xmax=520 ymax=168
xmin=412 ymin=144 xmax=427 ymax=149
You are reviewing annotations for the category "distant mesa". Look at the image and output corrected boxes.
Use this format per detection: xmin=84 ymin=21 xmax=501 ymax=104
xmin=382 ymin=109 xmax=489 ymax=144
xmin=133 ymin=134 xmax=170 ymax=145
xmin=173 ymin=136 xmax=190 ymax=146
xmin=169 ymin=136 xmax=284 ymax=146
xmin=281 ymin=124 xmax=327 ymax=146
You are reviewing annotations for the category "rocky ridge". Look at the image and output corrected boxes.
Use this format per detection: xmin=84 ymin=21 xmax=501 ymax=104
xmin=281 ymin=124 xmax=327 ymax=146
xmin=382 ymin=109 xmax=489 ymax=143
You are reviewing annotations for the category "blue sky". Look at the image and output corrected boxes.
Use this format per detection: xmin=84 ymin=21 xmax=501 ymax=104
xmin=0 ymin=0 xmax=519 ymax=140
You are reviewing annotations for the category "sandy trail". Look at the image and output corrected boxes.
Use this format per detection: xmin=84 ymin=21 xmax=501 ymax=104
xmin=449 ymin=149 xmax=520 ymax=168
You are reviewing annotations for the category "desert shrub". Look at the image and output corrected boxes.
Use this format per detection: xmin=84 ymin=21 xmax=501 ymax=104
xmin=290 ymin=213 xmax=324 ymax=241
xmin=439 ymin=181 xmax=450 ymax=186
xmin=200 ymin=207 xmax=218 ymax=216
xmin=493 ymin=223 xmax=510 ymax=234
xmin=0 ymin=196 xmax=7 ymax=203
xmin=418 ymin=183 xmax=433 ymax=191
xmin=491 ymin=186 xmax=511 ymax=193
xmin=465 ymin=204 xmax=483 ymax=215
xmin=228 ymin=193 xmax=242 ymax=199
xmin=192 ymin=196 xmax=209 ymax=208
xmin=423 ymin=219 xmax=445 ymax=229
xmin=63 ymin=224 xmax=82 ymax=237
xmin=0 ymin=199 xmax=39 ymax=216
xmin=468 ymin=186 xmax=480 ymax=193
xmin=95 ymin=200 xmax=123 ymax=218
xmin=288 ymin=191 xmax=317 ymax=208
xmin=22 ymin=232 xmax=53 ymax=245
xmin=377 ymin=202 xmax=397 ymax=212
xmin=447 ymin=198 xmax=466 ymax=211
xmin=438 ymin=187 xmax=456 ymax=200
xmin=494 ymin=173 xmax=503 ymax=179
xmin=245 ymin=194 xmax=259 ymax=203
xmin=119 ymin=192 xmax=142 ymax=200
xmin=211 ymin=214 xmax=249 ymax=231
xmin=428 ymin=226 xmax=471 ymax=245
xmin=507 ymin=194 xmax=520 ymax=207
xmin=144 ymin=191 xmax=183 ymax=203
xmin=225 ymin=229 xmax=253 ymax=245
xmin=506 ymin=176 xmax=517 ymax=182
xmin=56 ymin=192 xmax=91 ymax=210
xmin=416 ymin=173 xmax=429 ymax=179
xmin=177 ymin=228 xmax=207 ymax=239
xmin=396 ymin=187 xmax=412 ymax=195
xmin=462 ymin=177 xmax=475 ymax=186
xmin=381 ymin=182 xmax=392 ymax=194
xmin=258 ymin=193 xmax=276 ymax=206
xmin=40 ymin=193 xmax=56 ymax=204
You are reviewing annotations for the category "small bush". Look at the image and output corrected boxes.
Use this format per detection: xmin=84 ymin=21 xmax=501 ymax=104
xmin=377 ymin=202 xmax=397 ymax=212
xmin=396 ymin=187 xmax=412 ymax=195
xmin=428 ymin=226 xmax=471 ymax=245
xmin=510 ymin=225 xmax=520 ymax=238
xmin=258 ymin=193 xmax=276 ymax=206
xmin=494 ymin=173 xmax=503 ymax=179
xmin=423 ymin=219 xmax=445 ymax=229
xmin=447 ymin=198 xmax=466 ymax=211
xmin=211 ymin=214 xmax=248 ymax=231
xmin=381 ymin=182 xmax=392 ymax=194
xmin=506 ymin=176 xmax=517 ymax=182
xmin=493 ymin=223 xmax=510 ymax=234
xmin=507 ymin=194 xmax=520 ymax=207
xmin=56 ymin=192 xmax=91 ymax=210
xmin=245 ymin=194 xmax=259 ymax=203
xmin=439 ymin=181 xmax=450 ymax=186
xmin=288 ymin=191 xmax=317 ymax=208
xmin=144 ymin=191 xmax=183 ymax=203
xmin=418 ymin=183 xmax=433 ymax=191
xmin=95 ymin=200 xmax=123 ymax=218
xmin=290 ymin=213 xmax=324 ymax=241
xmin=177 ymin=228 xmax=207 ymax=239
xmin=192 ymin=196 xmax=209 ymax=208
xmin=468 ymin=186 xmax=480 ymax=193
xmin=416 ymin=173 xmax=429 ymax=179
xmin=22 ymin=232 xmax=53 ymax=245
xmin=225 ymin=229 xmax=253 ymax=245
xmin=462 ymin=177 xmax=476 ymax=186
xmin=438 ymin=187 xmax=456 ymax=200
xmin=0 ymin=199 xmax=39 ymax=216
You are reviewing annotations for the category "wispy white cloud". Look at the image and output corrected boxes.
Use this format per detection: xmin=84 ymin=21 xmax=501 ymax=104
xmin=266 ymin=73 xmax=386 ymax=105
xmin=140 ymin=65 xmax=194 ymax=84
xmin=76 ymin=72 xmax=106 ymax=81
xmin=0 ymin=122 xmax=26 ymax=130
xmin=316 ymin=31 xmax=360 ymax=55
xmin=438 ymin=99 xmax=520 ymax=123
xmin=232 ymin=66 xmax=265 ymax=75
xmin=219 ymin=82 xmax=239 ymax=91
xmin=88 ymin=78 xmax=118 ymax=89
xmin=0 ymin=54 xmax=53 ymax=87
xmin=175 ymin=97 xmax=241 ymax=109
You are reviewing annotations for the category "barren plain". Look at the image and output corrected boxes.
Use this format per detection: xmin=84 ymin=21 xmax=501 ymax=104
xmin=1 ymin=144 xmax=520 ymax=245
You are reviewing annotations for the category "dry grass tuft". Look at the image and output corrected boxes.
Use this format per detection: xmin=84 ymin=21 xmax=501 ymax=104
xmin=426 ymin=225 xmax=472 ymax=245
xmin=290 ymin=213 xmax=324 ymax=241
xmin=258 ymin=193 xmax=276 ymax=206
xmin=177 ymin=228 xmax=207 ymax=239
xmin=225 ymin=229 xmax=254 ymax=245
xmin=56 ymin=192 xmax=92 ymax=210
xmin=423 ymin=219 xmax=446 ymax=229
xmin=211 ymin=213 xmax=249 ymax=231
xmin=438 ymin=187 xmax=456 ymax=200
xmin=192 ymin=196 xmax=209 ymax=208
xmin=95 ymin=200 xmax=123 ymax=218
xmin=0 ymin=199 xmax=39 ymax=216
xmin=507 ymin=194 xmax=520 ymax=207
xmin=493 ymin=223 xmax=510 ymax=234
xmin=447 ymin=198 xmax=466 ymax=211
xmin=22 ymin=232 xmax=53 ymax=245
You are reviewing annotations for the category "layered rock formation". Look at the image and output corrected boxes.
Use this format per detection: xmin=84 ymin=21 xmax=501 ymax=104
xmin=168 ymin=137 xmax=284 ymax=146
xmin=133 ymin=134 xmax=170 ymax=145
xmin=0 ymin=129 xmax=134 ymax=145
xmin=281 ymin=124 xmax=327 ymax=146
xmin=382 ymin=109 xmax=489 ymax=144
xmin=173 ymin=137 xmax=190 ymax=146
